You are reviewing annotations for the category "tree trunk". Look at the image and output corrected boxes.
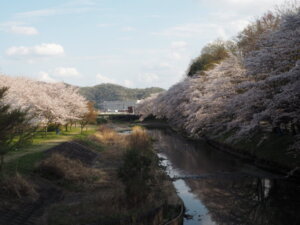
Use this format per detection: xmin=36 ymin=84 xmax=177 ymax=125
xmin=291 ymin=123 xmax=297 ymax=135
xmin=44 ymin=126 xmax=48 ymax=137
xmin=0 ymin=155 xmax=4 ymax=173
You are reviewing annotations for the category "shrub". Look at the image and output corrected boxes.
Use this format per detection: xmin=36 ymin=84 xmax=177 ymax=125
xmin=236 ymin=12 xmax=280 ymax=55
xmin=119 ymin=127 xmax=156 ymax=205
xmin=127 ymin=126 xmax=151 ymax=150
xmin=96 ymin=117 xmax=108 ymax=124
xmin=37 ymin=153 xmax=101 ymax=183
xmin=0 ymin=87 xmax=35 ymax=171
xmin=0 ymin=173 xmax=38 ymax=199
xmin=92 ymin=125 xmax=126 ymax=147
xmin=187 ymin=40 xmax=229 ymax=77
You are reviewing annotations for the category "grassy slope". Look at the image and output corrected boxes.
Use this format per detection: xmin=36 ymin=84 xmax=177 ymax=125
xmin=214 ymin=131 xmax=299 ymax=170
xmin=3 ymin=125 xmax=97 ymax=176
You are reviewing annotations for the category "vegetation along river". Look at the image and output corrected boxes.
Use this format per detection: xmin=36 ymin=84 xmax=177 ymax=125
xmin=147 ymin=128 xmax=300 ymax=225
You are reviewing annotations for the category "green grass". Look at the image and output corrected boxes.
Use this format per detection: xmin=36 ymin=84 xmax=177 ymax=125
xmin=75 ymin=137 xmax=103 ymax=152
xmin=3 ymin=125 xmax=98 ymax=175
xmin=3 ymin=151 xmax=44 ymax=175
xmin=71 ymin=126 xmax=104 ymax=151
xmin=32 ymin=127 xmax=87 ymax=144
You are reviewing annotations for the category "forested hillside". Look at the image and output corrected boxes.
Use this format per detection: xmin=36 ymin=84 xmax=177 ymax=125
xmin=80 ymin=83 xmax=164 ymax=108
xmin=137 ymin=5 xmax=300 ymax=168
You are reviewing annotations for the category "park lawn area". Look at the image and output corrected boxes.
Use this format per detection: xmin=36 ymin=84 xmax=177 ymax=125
xmin=2 ymin=125 xmax=98 ymax=176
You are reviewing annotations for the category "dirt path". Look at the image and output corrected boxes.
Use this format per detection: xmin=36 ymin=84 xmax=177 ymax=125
xmin=0 ymin=141 xmax=99 ymax=225
xmin=0 ymin=183 xmax=63 ymax=225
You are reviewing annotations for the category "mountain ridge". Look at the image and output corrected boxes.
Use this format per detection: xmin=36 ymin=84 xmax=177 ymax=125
xmin=79 ymin=83 xmax=164 ymax=109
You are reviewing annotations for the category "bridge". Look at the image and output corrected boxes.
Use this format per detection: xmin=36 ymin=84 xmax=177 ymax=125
xmin=98 ymin=112 xmax=140 ymax=121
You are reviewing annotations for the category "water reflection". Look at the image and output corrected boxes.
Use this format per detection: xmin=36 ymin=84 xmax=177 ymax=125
xmin=149 ymin=129 xmax=300 ymax=225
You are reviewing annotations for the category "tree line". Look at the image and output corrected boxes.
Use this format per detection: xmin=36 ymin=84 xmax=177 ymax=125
xmin=0 ymin=75 xmax=97 ymax=170
xmin=137 ymin=3 xmax=300 ymax=155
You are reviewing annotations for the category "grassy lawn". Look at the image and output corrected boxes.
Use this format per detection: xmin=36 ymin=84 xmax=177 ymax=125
xmin=2 ymin=125 xmax=98 ymax=175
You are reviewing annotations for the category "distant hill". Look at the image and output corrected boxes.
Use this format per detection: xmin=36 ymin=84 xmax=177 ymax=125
xmin=79 ymin=83 xmax=164 ymax=109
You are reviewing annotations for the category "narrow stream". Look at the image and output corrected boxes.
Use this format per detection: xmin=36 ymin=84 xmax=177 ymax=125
xmin=148 ymin=128 xmax=300 ymax=225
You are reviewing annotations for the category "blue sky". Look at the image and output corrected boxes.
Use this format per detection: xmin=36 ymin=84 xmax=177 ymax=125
xmin=0 ymin=0 xmax=286 ymax=88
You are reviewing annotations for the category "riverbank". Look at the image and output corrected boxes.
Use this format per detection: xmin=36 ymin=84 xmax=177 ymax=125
xmin=0 ymin=123 xmax=183 ymax=225
xmin=149 ymin=128 xmax=300 ymax=225
xmin=204 ymin=136 xmax=300 ymax=180
xmin=138 ymin=120 xmax=300 ymax=182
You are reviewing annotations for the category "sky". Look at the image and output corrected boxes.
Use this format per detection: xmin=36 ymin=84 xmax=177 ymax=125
xmin=0 ymin=0 xmax=288 ymax=89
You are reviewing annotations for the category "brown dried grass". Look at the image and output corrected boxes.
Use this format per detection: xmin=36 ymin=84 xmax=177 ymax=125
xmin=37 ymin=153 xmax=102 ymax=183
xmin=1 ymin=173 xmax=38 ymax=199
xmin=91 ymin=125 xmax=151 ymax=151
xmin=92 ymin=125 xmax=127 ymax=147
xmin=127 ymin=126 xmax=151 ymax=150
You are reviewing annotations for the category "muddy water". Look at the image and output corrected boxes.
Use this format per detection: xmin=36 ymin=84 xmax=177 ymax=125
xmin=148 ymin=128 xmax=300 ymax=225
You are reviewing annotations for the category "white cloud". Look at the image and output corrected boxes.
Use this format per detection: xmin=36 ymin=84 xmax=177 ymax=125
xmin=34 ymin=43 xmax=64 ymax=56
xmin=54 ymin=67 xmax=80 ymax=77
xmin=153 ymin=23 xmax=218 ymax=38
xmin=169 ymin=52 xmax=183 ymax=60
xmin=14 ymin=2 xmax=96 ymax=18
xmin=6 ymin=46 xmax=30 ymax=56
xmin=153 ymin=0 xmax=287 ymax=40
xmin=97 ymin=23 xmax=113 ymax=28
xmin=201 ymin=0 xmax=287 ymax=15
xmin=146 ymin=14 xmax=161 ymax=18
xmin=10 ymin=25 xmax=38 ymax=35
xmin=153 ymin=19 xmax=251 ymax=40
xmin=123 ymin=80 xmax=133 ymax=87
xmin=16 ymin=9 xmax=61 ymax=18
xmin=210 ymin=0 xmax=284 ymax=9
xmin=6 ymin=43 xmax=64 ymax=57
xmin=139 ymin=73 xmax=159 ymax=83
xmin=157 ymin=62 xmax=172 ymax=69
xmin=230 ymin=19 xmax=250 ymax=31
xmin=38 ymin=71 xmax=57 ymax=83
xmin=171 ymin=41 xmax=187 ymax=49
xmin=96 ymin=73 xmax=116 ymax=84
xmin=96 ymin=74 xmax=134 ymax=87
xmin=0 ymin=22 xmax=39 ymax=35
xmin=117 ymin=36 xmax=133 ymax=41
xmin=122 ymin=26 xmax=136 ymax=32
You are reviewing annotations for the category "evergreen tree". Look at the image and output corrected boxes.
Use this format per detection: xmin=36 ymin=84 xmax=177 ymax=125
xmin=0 ymin=87 xmax=34 ymax=171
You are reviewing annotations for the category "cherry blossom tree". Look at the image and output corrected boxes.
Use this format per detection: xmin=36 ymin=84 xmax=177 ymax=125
xmin=137 ymin=54 xmax=246 ymax=138
xmin=137 ymin=6 xmax=300 ymax=154
xmin=0 ymin=75 xmax=88 ymax=133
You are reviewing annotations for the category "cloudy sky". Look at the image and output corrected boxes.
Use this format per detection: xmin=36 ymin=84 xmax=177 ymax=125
xmin=0 ymin=0 xmax=287 ymax=89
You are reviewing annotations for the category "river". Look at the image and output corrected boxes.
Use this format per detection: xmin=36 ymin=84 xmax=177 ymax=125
xmin=147 ymin=128 xmax=300 ymax=225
